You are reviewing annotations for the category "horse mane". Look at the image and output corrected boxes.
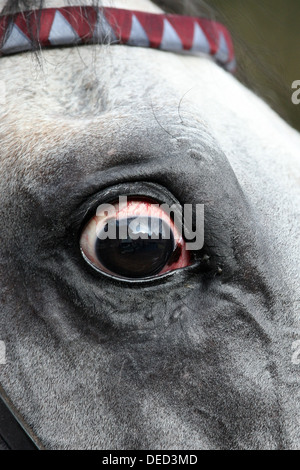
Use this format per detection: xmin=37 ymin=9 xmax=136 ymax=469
xmin=0 ymin=0 xmax=215 ymax=16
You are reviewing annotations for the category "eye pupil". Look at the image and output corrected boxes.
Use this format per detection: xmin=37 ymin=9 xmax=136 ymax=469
xmin=80 ymin=196 xmax=191 ymax=281
xmin=95 ymin=217 xmax=175 ymax=279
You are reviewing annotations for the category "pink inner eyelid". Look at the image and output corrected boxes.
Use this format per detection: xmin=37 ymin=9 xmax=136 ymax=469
xmin=94 ymin=200 xmax=183 ymax=242
xmin=80 ymin=199 xmax=192 ymax=275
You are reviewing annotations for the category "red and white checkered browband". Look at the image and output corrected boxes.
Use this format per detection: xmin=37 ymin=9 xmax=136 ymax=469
xmin=0 ymin=6 xmax=236 ymax=71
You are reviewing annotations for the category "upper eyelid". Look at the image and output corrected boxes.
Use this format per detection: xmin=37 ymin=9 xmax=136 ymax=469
xmin=69 ymin=181 xmax=183 ymax=235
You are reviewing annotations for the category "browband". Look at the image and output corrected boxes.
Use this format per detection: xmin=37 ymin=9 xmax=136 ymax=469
xmin=0 ymin=6 xmax=235 ymax=71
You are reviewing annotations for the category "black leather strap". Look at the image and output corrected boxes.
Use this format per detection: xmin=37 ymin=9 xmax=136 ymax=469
xmin=0 ymin=395 xmax=38 ymax=450
xmin=0 ymin=434 xmax=9 ymax=450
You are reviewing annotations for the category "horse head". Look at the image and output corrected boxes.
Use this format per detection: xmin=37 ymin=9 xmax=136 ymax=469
xmin=0 ymin=0 xmax=299 ymax=450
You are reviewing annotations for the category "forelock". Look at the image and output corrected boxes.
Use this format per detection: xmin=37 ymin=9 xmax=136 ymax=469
xmin=0 ymin=0 xmax=214 ymax=16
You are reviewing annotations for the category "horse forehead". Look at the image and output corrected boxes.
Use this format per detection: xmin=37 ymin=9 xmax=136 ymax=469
xmin=1 ymin=7 xmax=299 ymax=204
xmin=3 ymin=47 xmax=198 ymax=109
xmin=3 ymin=43 xmax=300 ymax=161
xmin=2 ymin=43 xmax=300 ymax=211
xmin=1 ymin=46 xmax=213 ymax=147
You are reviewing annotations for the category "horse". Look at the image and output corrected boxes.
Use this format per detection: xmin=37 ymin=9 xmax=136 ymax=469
xmin=0 ymin=0 xmax=299 ymax=450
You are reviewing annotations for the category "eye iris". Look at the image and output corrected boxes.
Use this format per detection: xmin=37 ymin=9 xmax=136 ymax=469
xmin=95 ymin=217 xmax=175 ymax=279
xmin=80 ymin=197 xmax=192 ymax=281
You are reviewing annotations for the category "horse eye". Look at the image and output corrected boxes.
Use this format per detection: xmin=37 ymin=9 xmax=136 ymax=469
xmin=80 ymin=198 xmax=191 ymax=281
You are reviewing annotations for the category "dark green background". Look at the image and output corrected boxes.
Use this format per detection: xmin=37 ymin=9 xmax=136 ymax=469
xmin=157 ymin=0 xmax=300 ymax=131
xmin=209 ymin=0 xmax=300 ymax=132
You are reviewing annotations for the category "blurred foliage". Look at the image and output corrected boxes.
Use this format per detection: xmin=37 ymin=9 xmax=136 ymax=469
xmin=208 ymin=0 xmax=300 ymax=132
xmin=155 ymin=0 xmax=300 ymax=132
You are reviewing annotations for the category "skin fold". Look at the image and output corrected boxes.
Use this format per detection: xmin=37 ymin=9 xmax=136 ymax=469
xmin=0 ymin=0 xmax=299 ymax=450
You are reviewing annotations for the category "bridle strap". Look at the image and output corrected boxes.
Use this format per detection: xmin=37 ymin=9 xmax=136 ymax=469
xmin=0 ymin=393 xmax=39 ymax=450
xmin=0 ymin=6 xmax=236 ymax=71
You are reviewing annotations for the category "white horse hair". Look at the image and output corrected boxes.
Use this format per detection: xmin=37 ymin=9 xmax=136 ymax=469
xmin=0 ymin=0 xmax=299 ymax=450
